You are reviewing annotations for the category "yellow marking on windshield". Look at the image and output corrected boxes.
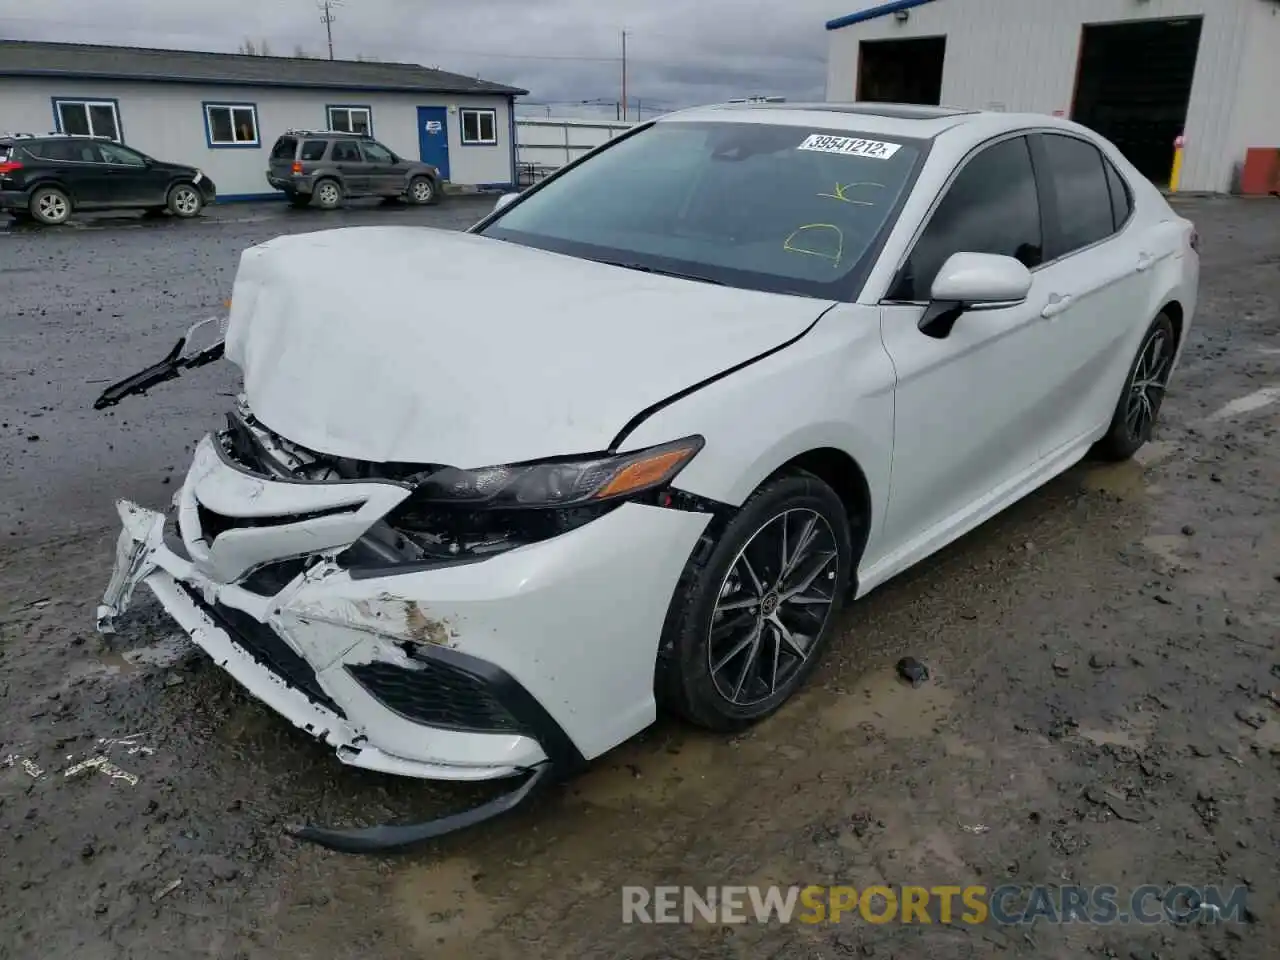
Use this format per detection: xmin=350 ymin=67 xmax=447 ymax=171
xmin=818 ymin=181 xmax=886 ymax=204
xmin=783 ymin=224 xmax=844 ymax=266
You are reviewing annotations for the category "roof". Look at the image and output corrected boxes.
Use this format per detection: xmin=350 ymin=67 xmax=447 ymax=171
xmin=826 ymin=0 xmax=940 ymax=31
xmin=0 ymin=40 xmax=528 ymax=97
xmin=663 ymin=100 xmax=980 ymax=139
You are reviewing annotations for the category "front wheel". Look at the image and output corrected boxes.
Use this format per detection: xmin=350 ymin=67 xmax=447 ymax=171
xmin=1096 ymin=313 xmax=1176 ymax=461
xmin=30 ymin=186 xmax=71 ymax=225
xmin=657 ymin=471 xmax=853 ymax=731
xmin=407 ymin=176 xmax=438 ymax=205
xmin=167 ymin=183 xmax=203 ymax=218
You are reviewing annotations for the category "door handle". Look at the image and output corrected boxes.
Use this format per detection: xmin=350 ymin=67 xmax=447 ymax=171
xmin=1136 ymin=252 xmax=1155 ymax=272
xmin=1041 ymin=294 xmax=1074 ymax=319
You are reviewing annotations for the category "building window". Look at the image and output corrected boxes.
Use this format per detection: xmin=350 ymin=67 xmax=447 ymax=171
xmin=204 ymin=103 xmax=260 ymax=147
xmin=53 ymin=99 xmax=121 ymax=141
xmin=460 ymin=108 xmax=498 ymax=146
xmin=327 ymin=105 xmax=371 ymax=135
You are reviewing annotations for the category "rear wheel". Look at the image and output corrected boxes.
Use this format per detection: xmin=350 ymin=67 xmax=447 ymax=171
xmin=167 ymin=183 xmax=203 ymax=218
xmin=313 ymin=178 xmax=343 ymax=210
xmin=1096 ymin=313 xmax=1176 ymax=461
xmin=407 ymin=176 xmax=437 ymax=205
xmin=30 ymin=186 xmax=71 ymax=225
xmin=657 ymin=471 xmax=853 ymax=731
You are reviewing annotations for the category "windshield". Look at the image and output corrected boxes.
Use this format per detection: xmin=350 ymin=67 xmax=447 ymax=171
xmin=480 ymin=120 xmax=924 ymax=298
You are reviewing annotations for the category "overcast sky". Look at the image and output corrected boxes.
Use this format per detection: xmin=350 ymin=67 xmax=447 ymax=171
xmin=0 ymin=0 xmax=863 ymax=119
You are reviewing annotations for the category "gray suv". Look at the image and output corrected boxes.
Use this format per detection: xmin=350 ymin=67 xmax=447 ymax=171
xmin=266 ymin=130 xmax=443 ymax=209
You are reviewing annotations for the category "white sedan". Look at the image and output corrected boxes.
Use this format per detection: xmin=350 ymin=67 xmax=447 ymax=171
xmin=96 ymin=102 xmax=1198 ymax=848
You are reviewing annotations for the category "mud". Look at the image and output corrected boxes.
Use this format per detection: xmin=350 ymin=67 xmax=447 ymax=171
xmin=1 ymin=197 xmax=1278 ymax=959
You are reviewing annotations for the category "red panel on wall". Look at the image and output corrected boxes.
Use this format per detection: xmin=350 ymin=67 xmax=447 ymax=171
xmin=1240 ymin=147 xmax=1280 ymax=196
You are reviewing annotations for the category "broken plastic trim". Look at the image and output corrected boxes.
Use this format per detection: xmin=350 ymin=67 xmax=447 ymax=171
xmin=284 ymin=761 xmax=555 ymax=854
xmin=94 ymin=316 xmax=226 ymax=410
xmin=284 ymin=641 xmax=586 ymax=853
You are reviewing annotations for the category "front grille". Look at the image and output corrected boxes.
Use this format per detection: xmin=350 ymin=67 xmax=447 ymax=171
xmin=346 ymin=659 xmax=524 ymax=735
xmin=177 ymin=582 xmax=346 ymax=718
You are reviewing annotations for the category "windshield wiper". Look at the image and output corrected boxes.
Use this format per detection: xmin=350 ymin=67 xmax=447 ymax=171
xmin=595 ymin=259 xmax=726 ymax=286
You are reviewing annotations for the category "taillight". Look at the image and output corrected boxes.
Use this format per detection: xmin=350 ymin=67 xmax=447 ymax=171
xmin=0 ymin=161 xmax=22 ymax=175
xmin=291 ymin=161 xmax=303 ymax=175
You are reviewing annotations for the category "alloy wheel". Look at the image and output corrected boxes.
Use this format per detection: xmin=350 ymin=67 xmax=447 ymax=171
xmin=318 ymin=183 xmax=339 ymax=206
xmin=411 ymin=179 xmax=433 ymax=203
xmin=174 ymin=188 xmax=199 ymax=215
xmin=1125 ymin=329 xmax=1172 ymax=441
xmin=707 ymin=508 xmax=839 ymax=707
xmin=37 ymin=192 xmax=68 ymax=223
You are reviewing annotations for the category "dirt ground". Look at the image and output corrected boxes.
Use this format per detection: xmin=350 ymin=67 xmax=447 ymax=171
xmin=1 ymin=196 xmax=1277 ymax=960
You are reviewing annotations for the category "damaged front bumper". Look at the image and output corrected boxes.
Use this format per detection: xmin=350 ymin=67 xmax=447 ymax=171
xmin=97 ymin=429 xmax=710 ymax=847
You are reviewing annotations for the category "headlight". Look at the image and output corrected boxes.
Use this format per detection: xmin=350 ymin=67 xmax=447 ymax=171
xmin=411 ymin=436 xmax=704 ymax=509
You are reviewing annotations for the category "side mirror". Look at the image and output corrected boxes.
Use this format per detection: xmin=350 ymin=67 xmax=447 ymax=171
xmin=492 ymin=192 xmax=520 ymax=214
xmin=919 ymin=252 xmax=1033 ymax=339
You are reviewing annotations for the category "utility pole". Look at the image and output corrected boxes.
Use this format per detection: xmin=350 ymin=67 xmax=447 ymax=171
xmin=318 ymin=0 xmax=340 ymax=60
xmin=620 ymin=30 xmax=628 ymax=122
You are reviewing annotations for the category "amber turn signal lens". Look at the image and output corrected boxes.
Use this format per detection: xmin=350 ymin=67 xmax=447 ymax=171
xmin=594 ymin=445 xmax=699 ymax=499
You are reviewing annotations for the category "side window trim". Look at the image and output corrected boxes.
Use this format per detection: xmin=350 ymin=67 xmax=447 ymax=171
xmin=1103 ymin=156 xmax=1135 ymax=233
xmin=1030 ymin=130 xmax=1122 ymax=267
xmin=882 ymin=129 xmax=1039 ymax=305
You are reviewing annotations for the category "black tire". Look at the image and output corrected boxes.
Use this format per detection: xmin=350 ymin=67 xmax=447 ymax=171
xmin=313 ymin=178 xmax=343 ymax=210
xmin=29 ymin=186 xmax=71 ymax=225
xmin=166 ymin=182 xmax=203 ymax=218
xmin=406 ymin=175 xmax=438 ymax=206
xmin=657 ymin=470 xmax=853 ymax=731
xmin=1096 ymin=313 xmax=1177 ymax=461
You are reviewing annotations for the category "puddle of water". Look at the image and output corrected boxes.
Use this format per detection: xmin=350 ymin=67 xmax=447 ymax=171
xmin=392 ymin=857 xmax=501 ymax=952
xmin=1132 ymin=440 xmax=1179 ymax=468
xmin=1142 ymin=534 xmax=1189 ymax=569
xmin=821 ymin=665 xmax=957 ymax=738
xmin=1079 ymin=461 xmax=1155 ymax=500
xmin=120 ymin=633 xmax=192 ymax=668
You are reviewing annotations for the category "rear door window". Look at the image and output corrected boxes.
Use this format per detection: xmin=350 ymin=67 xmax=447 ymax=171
xmin=270 ymin=137 xmax=297 ymax=160
xmin=331 ymin=141 xmax=361 ymax=162
xmin=893 ymin=135 xmax=1043 ymax=301
xmin=34 ymin=140 xmax=100 ymax=162
xmin=300 ymin=140 xmax=328 ymax=161
xmin=1039 ymin=133 xmax=1117 ymax=258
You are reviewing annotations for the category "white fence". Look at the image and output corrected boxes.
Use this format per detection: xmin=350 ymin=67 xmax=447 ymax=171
xmin=515 ymin=117 xmax=638 ymax=183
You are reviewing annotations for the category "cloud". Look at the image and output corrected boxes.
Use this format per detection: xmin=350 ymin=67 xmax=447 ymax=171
xmin=0 ymin=0 xmax=861 ymax=118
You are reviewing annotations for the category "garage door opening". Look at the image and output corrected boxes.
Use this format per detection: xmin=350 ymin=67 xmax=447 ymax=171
xmin=1071 ymin=17 xmax=1203 ymax=186
xmin=857 ymin=37 xmax=946 ymax=105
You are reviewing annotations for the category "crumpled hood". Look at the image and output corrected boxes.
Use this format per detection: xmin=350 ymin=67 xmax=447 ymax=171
xmin=225 ymin=226 xmax=829 ymax=467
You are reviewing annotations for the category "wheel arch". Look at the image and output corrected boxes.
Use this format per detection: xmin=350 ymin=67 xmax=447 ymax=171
xmin=1159 ymin=299 xmax=1185 ymax=351
xmin=770 ymin=447 xmax=872 ymax=576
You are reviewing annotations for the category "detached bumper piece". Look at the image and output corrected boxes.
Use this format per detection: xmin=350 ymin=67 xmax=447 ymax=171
xmin=287 ymin=641 xmax=585 ymax=853
xmin=285 ymin=761 xmax=556 ymax=854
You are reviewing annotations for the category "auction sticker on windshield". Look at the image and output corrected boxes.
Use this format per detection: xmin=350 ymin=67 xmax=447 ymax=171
xmin=797 ymin=134 xmax=902 ymax=160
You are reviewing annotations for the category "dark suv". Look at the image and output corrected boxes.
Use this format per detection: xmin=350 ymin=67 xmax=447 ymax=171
xmin=266 ymin=130 xmax=443 ymax=209
xmin=0 ymin=133 xmax=216 ymax=225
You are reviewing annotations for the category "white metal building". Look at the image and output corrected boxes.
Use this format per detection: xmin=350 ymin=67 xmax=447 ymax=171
xmin=515 ymin=117 xmax=636 ymax=182
xmin=825 ymin=0 xmax=1280 ymax=192
xmin=0 ymin=40 xmax=528 ymax=199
